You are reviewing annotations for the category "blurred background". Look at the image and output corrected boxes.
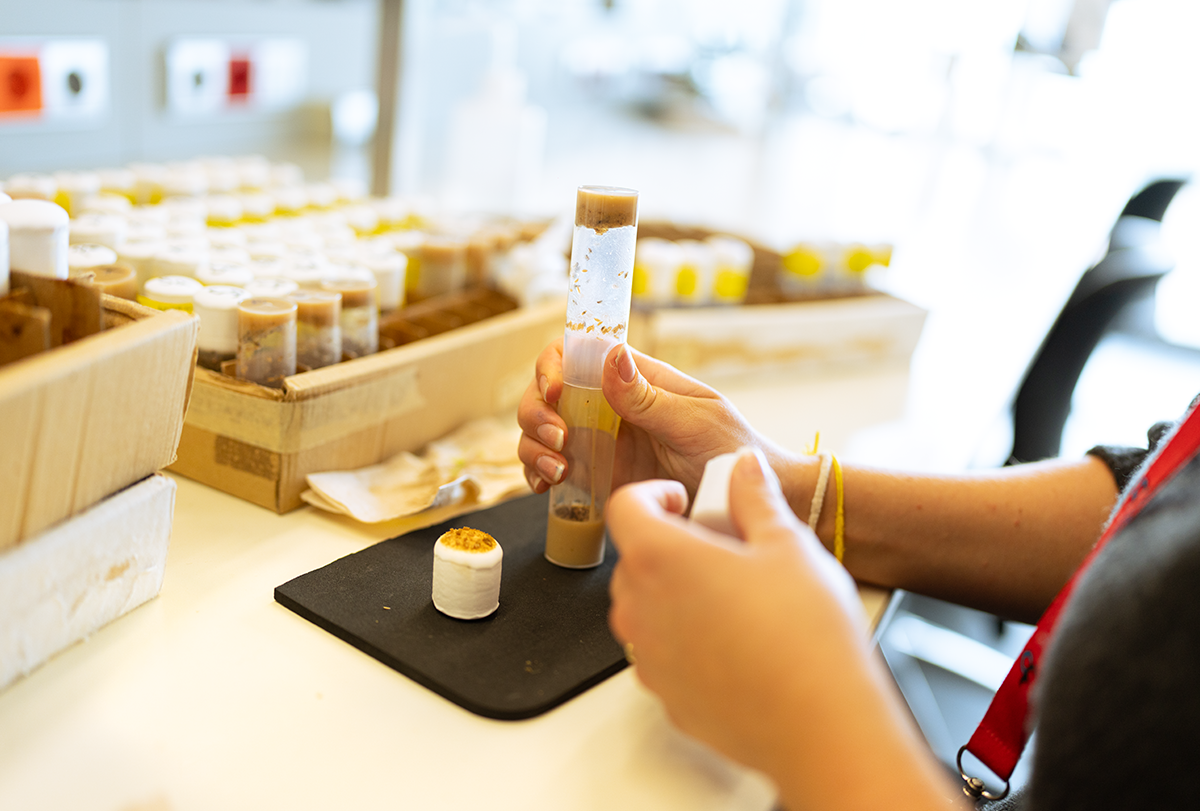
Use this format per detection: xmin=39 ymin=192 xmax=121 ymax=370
xmin=5 ymin=0 xmax=1200 ymax=791
xmin=3 ymin=0 xmax=1200 ymax=463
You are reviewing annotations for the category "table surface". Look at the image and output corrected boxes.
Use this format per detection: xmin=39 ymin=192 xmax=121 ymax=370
xmin=0 ymin=366 xmax=900 ymax=811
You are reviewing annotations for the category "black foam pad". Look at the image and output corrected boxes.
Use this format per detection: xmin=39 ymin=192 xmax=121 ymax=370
xmin=274 ymin=492 xmax=627 ymax=720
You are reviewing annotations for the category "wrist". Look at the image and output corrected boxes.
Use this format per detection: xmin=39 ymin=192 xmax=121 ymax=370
xmin=775 ymin=450 xmax=836 ymax=555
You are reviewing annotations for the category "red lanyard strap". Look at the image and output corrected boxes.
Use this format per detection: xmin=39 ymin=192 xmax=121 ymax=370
xmin=959 ymin=401 xmax=1200 ymax=801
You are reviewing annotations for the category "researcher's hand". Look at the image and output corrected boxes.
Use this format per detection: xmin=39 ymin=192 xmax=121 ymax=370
xmin=606 ymin=449 xmax=869 ymax=787
xmin=517 ymin=339 xmax=772 ymax=498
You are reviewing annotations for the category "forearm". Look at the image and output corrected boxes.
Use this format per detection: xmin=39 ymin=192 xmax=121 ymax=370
xmin=773 ymin=453 xmax=1119 ymax=623
xmin=768 ymin=623 xmax=967 ymax=811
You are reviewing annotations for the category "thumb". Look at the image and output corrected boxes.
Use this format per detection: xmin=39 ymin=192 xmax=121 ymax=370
xmin=728 ymin=448 xmax=808 ymax=547
xmin=602 ymin=344 xmax=681 ymax=436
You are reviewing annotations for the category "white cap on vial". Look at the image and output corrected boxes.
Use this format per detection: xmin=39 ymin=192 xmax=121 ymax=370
xmin=141 ymin=275 xmax=203 ymax=309
xmin=3 ymin=173 xmax=57 ymax=202
xmin=355 ymin=247 xmax=407 ymax=311
xmin=245 ymin=277 xmax=300 ymax=299
xmin=67 ymin=243 xmax=120 ymax=277
xmin=153 ymin=243 xmax=210 ymax=278
xmin=194 ymin=284 xmax=249 ymax=353
xmin=69 ymin=212 xmax=129 ymax=250
xmin=197 ymin=261 xmax=253 ymax=288
xmin=0 ymin=199 xmax=70 ymax=278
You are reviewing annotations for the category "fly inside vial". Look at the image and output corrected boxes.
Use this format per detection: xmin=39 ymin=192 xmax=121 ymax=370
xmin=546 ymin=185 xmax=638 ymax=569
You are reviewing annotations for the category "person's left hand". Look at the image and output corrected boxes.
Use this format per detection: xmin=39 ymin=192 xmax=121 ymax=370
xmin=606 ymin=449 xmax=865 ymax=780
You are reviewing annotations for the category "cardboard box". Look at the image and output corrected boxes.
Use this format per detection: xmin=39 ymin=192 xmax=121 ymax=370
xmin=0 ymin=295 xmax=198 ymax=553
xmin=628 ymin=222 xmax=926 ymax=384
xmin=629 ymin=293 xmax=927 ymax=384
xmin=171 ymin=293 xmax=565 ymax=513
xmin=0 ymin=474 xmax=176 ymax=691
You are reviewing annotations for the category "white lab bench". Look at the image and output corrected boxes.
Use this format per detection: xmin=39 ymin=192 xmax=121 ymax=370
xmin=0 ymin=363 xmax=902 ymax=811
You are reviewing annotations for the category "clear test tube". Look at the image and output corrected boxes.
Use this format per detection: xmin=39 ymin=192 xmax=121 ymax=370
xmin=545 ymin=185 xmax=638 ymax=569
xmin=289 ymin=290 xmax=343 ymax=370
xmin=236 ymin=297 xmax=297 ymax=389
xmin=85 ymin=264 xmax=138 ymax=301
xmin=194 ymin=285 xmax=249 ymax=371
xmin=321 ymin=276 xmax=378 ymax=358
xmin=414 ymin=235 xmax=467 ymax=300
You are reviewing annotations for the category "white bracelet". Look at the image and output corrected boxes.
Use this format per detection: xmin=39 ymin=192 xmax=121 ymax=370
xmin=808 ymin=452 xmax=833 ymax=530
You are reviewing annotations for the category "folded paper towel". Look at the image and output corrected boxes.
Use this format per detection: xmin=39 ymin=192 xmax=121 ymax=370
xmin=301 ymin=418 xmax=531 ymax=523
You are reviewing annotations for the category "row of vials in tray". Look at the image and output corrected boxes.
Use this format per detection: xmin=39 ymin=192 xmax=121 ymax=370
xmin=0 ymin=157 xmax=568 ymax=387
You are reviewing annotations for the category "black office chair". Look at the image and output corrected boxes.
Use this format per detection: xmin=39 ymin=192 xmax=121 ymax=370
xmin=1009 ymin=178 xmax=1187 ymax=464
xmin=874 ymin=177 xmax=1189 ymax=791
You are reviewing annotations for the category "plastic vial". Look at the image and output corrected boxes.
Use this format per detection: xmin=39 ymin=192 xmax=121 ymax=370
xmin=138 ymin=275 xmax=203 ymax=313
xmin=0 ymin=199 xmax=70 ymax=279
xmin=236 ymin=297 xmax=298 ymax=389
xmin=321 ymin=276 xmax=378 ymax=358
xmin=545 ymin=185 xmax=638 ymax=569
xmin=85 ymin=264 xmax=138 ymax=301
xmin=195 ymin=285 xmax=249 ymax=371
xmin=289 ymin=290 xmax=343 ymax=370
xmin=67 ymin=244 xmax=119 ymax=278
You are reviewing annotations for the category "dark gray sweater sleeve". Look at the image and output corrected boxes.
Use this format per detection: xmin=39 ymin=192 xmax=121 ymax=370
xmin=1086 ymin=420 xmax=1174 ymax=492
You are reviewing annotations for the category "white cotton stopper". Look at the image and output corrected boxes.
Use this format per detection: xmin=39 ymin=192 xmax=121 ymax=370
xmin=194 ymin=285 xmax=249 ymax=353
xmin=205 ymin=194 xmax=243 ymax=227
xmin=244 ymin=277 xmax=299 ymax=298
xmin=52 ymin=171 xmax=101 ymax=216
xmin=238 ymin=192 xmax=275 ymax=221
xmin=707 ymin=234 xmax=754 ymax=304
xmin=70 ymin=212 xmax=129 ymax=250
xmin=633 ymin=237 xmax=683 ymax=306
xmin=67 ymin=243 xmax=119 ymax=277
xmin=690 ymin=450 xmax=748 ymax=538
xmin=141 ymin=275 xmax=203 ymax=305
xmin=0 ymin=192 xmax=10 ymax=204
xmin=3 ymin=173 xmax=57 ymax=202
xmin=118 ymin=240 xmax=167 ymax=288
xmin=153 ymin=243 xmax=209 ymax=279
xmin=197 ymin=261 xmax=253 ymax=288
xmin=432 ymin=528 xmax=503 ymax=620
xmin=207 ymin=227 xmax=248 ymax=249
xmin=0 ymin=199 xmax=70 ymax=279
xmin=356 ymin=248 xmax=407 ymax=311
xmin=0 ymin=219 xmax=9 ymax=297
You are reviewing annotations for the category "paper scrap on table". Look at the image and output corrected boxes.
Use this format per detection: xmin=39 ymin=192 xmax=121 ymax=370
xmin=301 ymin=417 xmax=531 ymax=523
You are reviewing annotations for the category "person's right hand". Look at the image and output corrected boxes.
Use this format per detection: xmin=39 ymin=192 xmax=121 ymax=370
xmin=517 ymin=338 xmax=781 ymax=498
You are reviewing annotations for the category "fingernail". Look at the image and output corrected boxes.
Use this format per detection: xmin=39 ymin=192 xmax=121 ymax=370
xmin=526 ymin=469 xmax=541 ymax=492
xmin=537 ymin=423 xmax=564 ymax=452
xmin=616 ymin=345 xmax=637 ymax=383
xmin=739 ymin=446 xmax=782 ymax=495
xmin=539 ymin=375 xmax=550 ymax=402
xmin=537 ymin=455 xmax=565 ymax=484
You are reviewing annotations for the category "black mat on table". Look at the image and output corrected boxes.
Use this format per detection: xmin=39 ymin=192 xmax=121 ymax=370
xmin=274 ymin=491 xmax=627 ymax=720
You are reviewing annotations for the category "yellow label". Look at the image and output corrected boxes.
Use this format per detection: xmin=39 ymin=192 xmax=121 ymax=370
xmin=845 ymin=245 xmax=875 ymax=274
xmin=676 ymin=265 xmax=698 ymax=297
xmin=631 ymin=263 xmax=648 ymax=297
xmin=714 ymin=269 xmax=748 ymax=300
xmin=782 ymin=248 xmax=822 ymax=278
xmin=404 ymin=256 xmax=422 ymax=294
xmin=136 ymin=295 xmax=194 ymax=314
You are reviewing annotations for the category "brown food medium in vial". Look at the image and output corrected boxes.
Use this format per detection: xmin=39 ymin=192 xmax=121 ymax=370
xmin=575 ymin=186 xmax=638 ymax=235
xmin=545 ymin=505 xmax=606 ymax=568
xmin=320 ymin=278 xmax=375 ymax=309
xmin=439 ymin=527 xmax=498 ymax=553
xmin=289 ymin=290 xmax=341 ymax=328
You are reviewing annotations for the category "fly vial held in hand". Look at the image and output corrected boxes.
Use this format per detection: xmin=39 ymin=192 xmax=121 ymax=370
xmin=545 ymin=185 xmax=638 ymax=569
